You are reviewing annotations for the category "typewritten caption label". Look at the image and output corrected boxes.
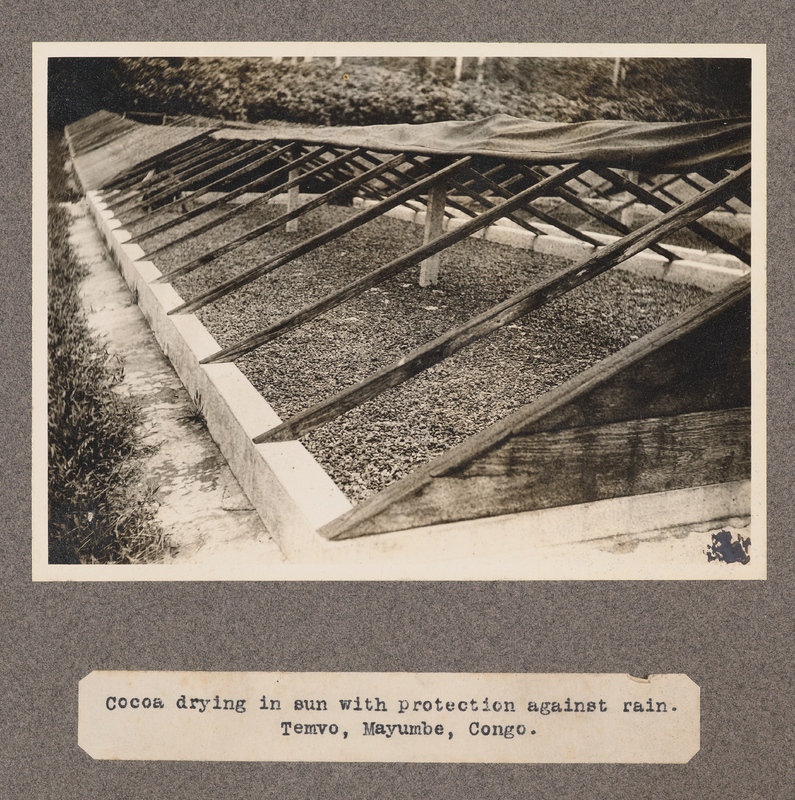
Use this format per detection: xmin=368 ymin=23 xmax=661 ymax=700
xmin=78 ymin=671 xmax=699 ymax=763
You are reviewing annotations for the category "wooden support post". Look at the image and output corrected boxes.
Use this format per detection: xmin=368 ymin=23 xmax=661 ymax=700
xmin=620 ymin=170 xmax=640 ymax=227
xmin=286 ymin=145 xmax=302 ymax=232
xmin=476 ymin=56 xmax=486 ymax=84
xmin=335 ymin=56 xmax=343 ymax=67
xmin=454 ymin=56 xmax=464 ymax=81
xmin=419 ymin=182 xmax=447 ymax=286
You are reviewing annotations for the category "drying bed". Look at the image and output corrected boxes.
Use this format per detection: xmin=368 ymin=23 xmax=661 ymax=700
xmin=64 ymin=112 xmax=754 ymax=564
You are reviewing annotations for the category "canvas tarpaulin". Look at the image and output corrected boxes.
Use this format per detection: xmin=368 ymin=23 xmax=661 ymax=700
xmin=215 ymin=114 xmax=752 ymax=172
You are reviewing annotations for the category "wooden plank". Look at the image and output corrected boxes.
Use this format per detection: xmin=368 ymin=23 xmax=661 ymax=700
xmin=253 ymin=165 xmax=749 ymax=444
xmin=117 ymin=140 xmax=252 ymax=216
xmin=519 ymin=165 xmax=680 ymax=262
xmin=122 ymin=140 xmax=276 ymax=226
xmin=591 ymin=166 xmax=752 ymax=265
xmin=197 ymin=161 xmax=585 ymax=356
xmin=137 ymin=143 xmax=315 ymax=254
xmin=324 ymin=408 xmax=751 ymax=538
xmin=419 ymin=181 xmax=448 ymax=286
xmin=154 ymin=148 xmax=367 ymax=283
xmin=320 ymin=276 xmax=750 ymax=539
xmin=172 ymin=156 xmax=476 ymax=315
xmin=126 ymin=142 xmax=288 ymax=244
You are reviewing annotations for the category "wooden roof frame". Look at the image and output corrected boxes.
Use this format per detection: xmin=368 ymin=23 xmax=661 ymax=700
xmin=64 ymin=112 xmax=754 ymax=546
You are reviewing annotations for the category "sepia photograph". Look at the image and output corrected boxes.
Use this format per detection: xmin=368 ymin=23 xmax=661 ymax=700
xmin=33 ymin=43 xmax=765 ymax=579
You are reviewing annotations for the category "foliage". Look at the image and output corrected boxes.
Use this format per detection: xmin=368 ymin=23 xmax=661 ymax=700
xmin=47 ymin=132 xmax=168 ymax=564
xmin=105 ymin=56 xmax=751 ymax=128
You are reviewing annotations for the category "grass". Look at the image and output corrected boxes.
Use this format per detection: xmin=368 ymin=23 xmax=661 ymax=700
xmin=47 ymin=130 xmax=171 ymax=564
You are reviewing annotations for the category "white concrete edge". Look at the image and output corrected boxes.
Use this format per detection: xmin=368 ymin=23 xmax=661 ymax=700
xmin=352 ymin=198 xmax=749 ymax=291
xmin=85 ymin=191 xmax=353 ymax=562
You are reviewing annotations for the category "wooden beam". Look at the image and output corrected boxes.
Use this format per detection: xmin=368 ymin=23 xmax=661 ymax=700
xmin=419 ymin=181 xmax=448 ymax=286
xmin=172 ymin=156 xmax=475 ymax=315
xmin=592 ymin=166 xmax=751 ymax=265
xmin=319 ymin=275 xmax=750 ymax=539
xmin=253 ymin=165 xmax=749 ymax=443
xmin=154 ymin=148 xmax=366 ymax=283
xmin=126 ymin=142 xmax=286 ymax=244
xmin=122 ymin=140 xmax=274 ymax=225
xmin=198 ymin=162 xmax=584 ymax=360
xmin=137 ymin=144 xmax=317 ymax=255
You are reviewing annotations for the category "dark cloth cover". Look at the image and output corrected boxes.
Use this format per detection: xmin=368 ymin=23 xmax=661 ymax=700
xmin=221 ymin=114 xmax=751 ymax=171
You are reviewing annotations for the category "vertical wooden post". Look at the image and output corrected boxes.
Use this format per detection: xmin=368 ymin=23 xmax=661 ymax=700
xmin=287 ymin=145 xmax=302 ymax=233
xmin=272 ymin=56 xmax=283 ymax=64
xmin=454 ymin=56 xmax=464 ymax=81
xmin=620 ymin=170 xmax=640 ymax=227
xmin=419 ymin=181 xmax=447 ymax=286
xmin=476 ymin=56 xmax=486 ymax=84
xmin=335 ymin=56 xmax=343 ymax=67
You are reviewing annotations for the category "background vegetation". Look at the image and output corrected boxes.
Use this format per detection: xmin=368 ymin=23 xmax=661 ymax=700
xmin=49 ymin=56 xmax=751 ymax=129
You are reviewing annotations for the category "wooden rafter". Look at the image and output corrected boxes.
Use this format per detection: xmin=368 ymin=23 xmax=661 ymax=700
xmin=153 ymin=147 xmax=369 ymax=282
xmin=135 ymin=143 xmax=317 ymax=254
xmin=252 ymin=164 xmax=750 ymax=443
xmin=170 ymin=156 xmax=475 ymax=315
xmin=591 ymin=165 xmax=751 ymax=265
xmin=107 ymin=137 xmax=230 ymax=207
xmin=100 ymin=134 xmax=216 ymax=192
xmin=125 ymin=141 xmax=288 ymax=244
xmin=121 ymin=140 xmax=276 ymax=225
xmin=116 ymin=140 xmax=253 ymax=217
xmin=519 ymin=165 xmax=681 ymax=262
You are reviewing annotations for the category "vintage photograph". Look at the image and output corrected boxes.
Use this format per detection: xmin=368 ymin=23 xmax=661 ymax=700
xmin=34 ymin=43 xmax=765 ymax=579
